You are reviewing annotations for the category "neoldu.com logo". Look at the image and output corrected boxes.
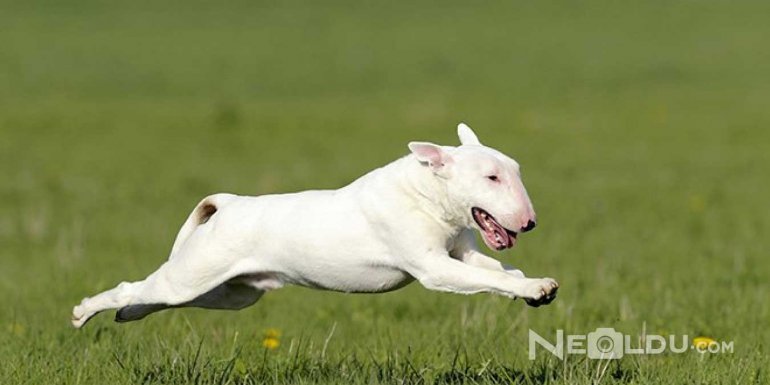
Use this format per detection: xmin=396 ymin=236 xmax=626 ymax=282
xmin=529 ymin=328 xmax=733 ymax=360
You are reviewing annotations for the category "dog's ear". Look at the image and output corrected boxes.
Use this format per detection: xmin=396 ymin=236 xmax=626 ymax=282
xmin=408 ymin=142 xmax=452 ymax=173
xmin=457 ymin=123 xmax=481 ymax=146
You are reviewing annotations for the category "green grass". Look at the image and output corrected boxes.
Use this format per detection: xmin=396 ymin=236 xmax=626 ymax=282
xmin=1 ymin=0 xmax=768 ymax=383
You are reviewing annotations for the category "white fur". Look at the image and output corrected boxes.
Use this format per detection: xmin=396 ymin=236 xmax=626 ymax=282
xmin=72 ymin=123 xmax=558 ymax=328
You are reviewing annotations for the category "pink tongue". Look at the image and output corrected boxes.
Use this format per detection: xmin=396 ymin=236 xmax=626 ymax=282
xmin=483 ymin=220 xmax=510 ymax=249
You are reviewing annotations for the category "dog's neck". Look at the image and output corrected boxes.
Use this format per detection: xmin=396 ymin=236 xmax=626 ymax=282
xmin=397 ymin=155 xmax=469 ymax=237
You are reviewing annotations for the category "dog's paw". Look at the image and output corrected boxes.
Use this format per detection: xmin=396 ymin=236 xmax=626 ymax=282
xmin=522 ymin=278 xmax=559 ymax=307
xmin=71 ymin=300 xmax=91 ymax=328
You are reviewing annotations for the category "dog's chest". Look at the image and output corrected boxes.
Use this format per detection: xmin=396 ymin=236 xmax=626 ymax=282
xmin=349 ymin=267 xmax=415 ymax=293
xmin=296 ymin=263 xmax=415 ymax=294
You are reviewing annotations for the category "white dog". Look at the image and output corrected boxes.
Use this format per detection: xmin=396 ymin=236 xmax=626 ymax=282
xmin=72 ymin=123 xmax=558 ymax=328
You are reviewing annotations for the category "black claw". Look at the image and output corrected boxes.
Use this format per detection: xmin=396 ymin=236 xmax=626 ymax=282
xmin=525 ymin=291 xmax=558 ymax=307
xmin=525 ymin=298 xmax=541 ymax=307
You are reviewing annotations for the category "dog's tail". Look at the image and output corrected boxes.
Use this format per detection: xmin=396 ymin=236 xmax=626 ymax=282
xmin=168 ymin=193 xmax=236 ymax=260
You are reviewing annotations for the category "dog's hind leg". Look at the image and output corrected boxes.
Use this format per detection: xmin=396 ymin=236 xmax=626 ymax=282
xmin=72 ymin=193 xmax=255 ymax=328
xmin=72 ymin=280 xmax=144 ymax=328
xmin=71 ymin=243 xmax=267 ymax=328
xmin=72 ymin=255 xmax=269 ymax=328
xmin=71 ymin=193 xmax=282 ymax=328
xmin=73 ymin=271 xmax=273 ymax=327
xmin=114 ymin=276 xmax=270 ymax=322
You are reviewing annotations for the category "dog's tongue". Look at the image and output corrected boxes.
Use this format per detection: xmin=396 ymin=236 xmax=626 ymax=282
xmin=482 ymin=219 xmax=513 ymax=250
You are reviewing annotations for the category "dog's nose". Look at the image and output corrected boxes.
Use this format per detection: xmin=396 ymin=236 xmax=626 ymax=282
xmin=521 ymin=220 xmax=536 ymax=233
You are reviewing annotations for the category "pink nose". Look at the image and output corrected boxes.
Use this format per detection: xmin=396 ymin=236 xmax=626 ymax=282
xmin=521 ymin=219 xmax=536 ymax=233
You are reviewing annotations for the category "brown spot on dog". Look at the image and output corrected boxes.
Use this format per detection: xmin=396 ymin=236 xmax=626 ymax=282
xmin=198 ymin=202 xmax=217 ymax=224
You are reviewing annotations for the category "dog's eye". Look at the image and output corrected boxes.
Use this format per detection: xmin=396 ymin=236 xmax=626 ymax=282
xmin=487 ymin=175 xmax=499 ymax=182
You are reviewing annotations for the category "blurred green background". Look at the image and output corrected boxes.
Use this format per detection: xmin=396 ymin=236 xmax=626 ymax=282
xmin=1 ymin=1 xmax=768 ymax=383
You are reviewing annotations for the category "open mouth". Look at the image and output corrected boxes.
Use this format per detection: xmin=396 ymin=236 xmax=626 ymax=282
xmin=472 ymin=207 xmax=517 ymax=250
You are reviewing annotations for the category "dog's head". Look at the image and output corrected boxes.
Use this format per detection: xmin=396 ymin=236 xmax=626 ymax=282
xmin=408 ymin=123 xmax=536 ymax=250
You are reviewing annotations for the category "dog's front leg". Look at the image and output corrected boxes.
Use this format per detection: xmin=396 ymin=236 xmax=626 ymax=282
xmin=458 ymin=249 xmax=526 ymax=278
xmin=407 ymin=252 xmax=558 ymax=306
xmin=450 ymin=229 xmax=525 ymax=277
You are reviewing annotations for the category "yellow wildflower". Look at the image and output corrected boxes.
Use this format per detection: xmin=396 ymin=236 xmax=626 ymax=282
xmin=262 ymin=328 xmax=281 ymax=350
xmin=262 ymin=337 xmax=280 ymax=350
xmin=693 ymin=336 xmax=717 ymax=350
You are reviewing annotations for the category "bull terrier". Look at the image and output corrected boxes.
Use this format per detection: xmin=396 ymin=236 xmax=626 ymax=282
xmin=72 ymin=123 xmax=558 ymax=328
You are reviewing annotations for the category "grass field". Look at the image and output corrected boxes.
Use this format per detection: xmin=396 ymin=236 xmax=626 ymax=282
xmin=1 ymin=1 xmax=768 ymax=383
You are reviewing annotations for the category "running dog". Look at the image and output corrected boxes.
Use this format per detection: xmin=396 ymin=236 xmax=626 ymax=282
xmin=72 ymin=123 xmax=558 ymax=328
